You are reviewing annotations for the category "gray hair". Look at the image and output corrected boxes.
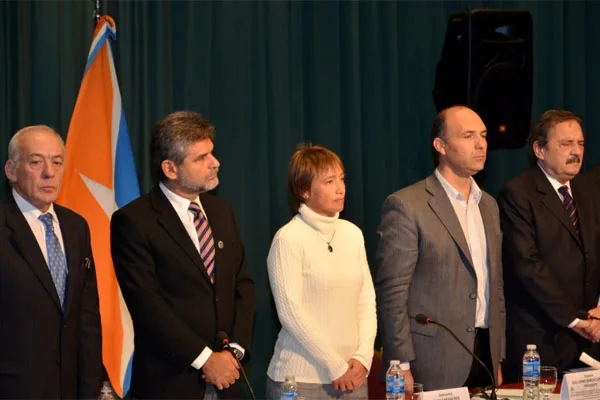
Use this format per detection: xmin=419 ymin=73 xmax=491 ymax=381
xmin=150 ymin=111 xmax=215 ymax=182
xmin=8 ymin=125 xmax=64 ymax=166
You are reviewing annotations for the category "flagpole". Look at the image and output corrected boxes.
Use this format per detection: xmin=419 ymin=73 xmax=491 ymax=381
xmin=93 ymin=0 xmax=102 ymax=26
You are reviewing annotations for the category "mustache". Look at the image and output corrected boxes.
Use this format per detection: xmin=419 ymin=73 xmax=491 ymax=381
xmin=567 ymin=155 xmax=581 ymax=164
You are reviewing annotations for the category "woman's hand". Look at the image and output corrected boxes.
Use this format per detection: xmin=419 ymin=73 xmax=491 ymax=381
xmin=332 ymin=359 xmax=368 ymax=392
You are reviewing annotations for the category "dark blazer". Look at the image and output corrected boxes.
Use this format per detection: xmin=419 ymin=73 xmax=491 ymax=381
xmin=111 ymin=186 xmax=255 ymax=399
xmin=376 ymin=174 xmax=505 ymax=390
xmin=0 ymin=196 xmax=102 ymax=399
xmin=587 ymin=164 xmax=600 ymax=188
xmin=498 ymin=166 xmax=600 ymax=381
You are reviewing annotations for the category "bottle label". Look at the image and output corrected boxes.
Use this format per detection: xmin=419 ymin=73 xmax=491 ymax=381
xmin=281 ymin=392 xmax=295 ymax=400
xmin=523 ymin=360 xmax=540 ymax=378
xmin=386 ymin=377 xmax=402 ymax=394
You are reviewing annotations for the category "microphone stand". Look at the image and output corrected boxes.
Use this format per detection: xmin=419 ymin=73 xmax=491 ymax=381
xmin=416 ymin=314 xmax=497 ymax=400
xmin=225 ymin=347 xmax=256 ymax=400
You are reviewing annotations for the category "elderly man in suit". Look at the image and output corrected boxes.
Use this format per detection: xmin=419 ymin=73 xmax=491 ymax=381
xmin=0 ymin=125 xmax=102 ymax=398
xmin=111 ymin=111 xmax=255 ymax=399
xmin=498 ymin=110 xmax=600 ymax=381
xmin=375 ymin=105 xmax=505 ymax=391
xmin=588 ymin=164 xmax=600 ymax=188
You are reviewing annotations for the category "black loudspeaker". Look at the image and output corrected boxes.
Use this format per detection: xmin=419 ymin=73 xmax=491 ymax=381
xmin=433 ymin=9 xmax=533 ymax=150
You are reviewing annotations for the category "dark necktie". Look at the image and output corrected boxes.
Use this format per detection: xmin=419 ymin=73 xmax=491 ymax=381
xmin=558 ymin=185 xmax=580 ymax=234
xmin=189 ymin=202 xmax=216 ymax=283
xmin=39 ymin=213 xmax=69 ymax=308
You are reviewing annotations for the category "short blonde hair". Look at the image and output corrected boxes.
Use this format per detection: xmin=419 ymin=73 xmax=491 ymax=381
xmin=287 ymin=143 xmax=344 ymax=212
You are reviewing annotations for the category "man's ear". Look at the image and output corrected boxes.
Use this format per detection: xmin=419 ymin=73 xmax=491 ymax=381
xmin=161 ymin=160 xmax=178 ymax=181
xmin=532 ymin=140 xmax=545 ymax=160
xmin=4 ymin=160 xmax=17 ymax=184
xmin=433 ymin=137 xmax=446 ymax=157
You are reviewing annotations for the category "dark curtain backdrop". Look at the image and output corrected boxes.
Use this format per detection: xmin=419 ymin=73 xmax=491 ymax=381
xmin=2 ymin=1 xmax=600 ymax=396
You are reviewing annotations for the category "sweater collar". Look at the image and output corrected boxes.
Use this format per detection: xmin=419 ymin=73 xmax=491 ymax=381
xmin=298 ymin=203 xmax=338 ymax=236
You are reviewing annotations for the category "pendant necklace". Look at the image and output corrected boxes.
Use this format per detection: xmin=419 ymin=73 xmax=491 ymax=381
xmin=318 ymin=230 xmax=336 ymax=252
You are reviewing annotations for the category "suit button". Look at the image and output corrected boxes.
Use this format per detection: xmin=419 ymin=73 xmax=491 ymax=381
xmin=215 ymin=297 xmax=219 ymax=302
xmin=469 ymin=293 xmax=476 ymax=300
xmin=467 ymin=327 xmax=474 ymax=333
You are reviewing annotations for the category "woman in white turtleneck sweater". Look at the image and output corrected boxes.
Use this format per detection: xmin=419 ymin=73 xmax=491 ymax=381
xmin=266 ymin=144 xmax=376 ymax=400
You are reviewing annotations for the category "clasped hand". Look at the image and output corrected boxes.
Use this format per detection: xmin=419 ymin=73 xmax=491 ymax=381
xmin=573 ymin=306 xmax=600 ymax=343
xmin=332 ymin=359 xmax=367 ymax=392
xmin=201 ymin=351 xmax=240 ymax=390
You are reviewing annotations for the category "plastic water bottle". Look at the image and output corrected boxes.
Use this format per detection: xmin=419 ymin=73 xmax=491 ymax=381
xmin=386 ymin=360 xmax=405 ymax=400
xmin=97 ymin=381 xmax=115 ymax=400
xmin=281 ymin=374 xmax=298 ymax=400
xmin=522 ymin=344 xmax=540 ymax=400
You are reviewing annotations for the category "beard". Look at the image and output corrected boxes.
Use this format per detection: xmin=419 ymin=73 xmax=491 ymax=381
xmin=179 ymin=169 xmax=219 ymax=194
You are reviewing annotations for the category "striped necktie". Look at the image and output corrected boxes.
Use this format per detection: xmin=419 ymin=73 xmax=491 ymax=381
xmin=558 ymin=185 xmax=580 ymax=234
xmin=39 ymin=213 xmax=69 ymax=308
xmin=189 ymin=202 xmax=216 ymax=283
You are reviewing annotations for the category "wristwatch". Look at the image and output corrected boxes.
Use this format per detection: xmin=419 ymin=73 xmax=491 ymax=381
xmin=229 ymin=347 xmax=243 ymax=361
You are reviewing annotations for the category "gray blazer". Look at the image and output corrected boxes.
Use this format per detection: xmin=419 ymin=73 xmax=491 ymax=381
xmin=375 ymin=174 xmax=506 ymax=390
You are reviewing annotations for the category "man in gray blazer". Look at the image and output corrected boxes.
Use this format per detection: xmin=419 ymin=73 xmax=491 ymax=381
xmin=375 ymin=106 xmax=505 ymax=391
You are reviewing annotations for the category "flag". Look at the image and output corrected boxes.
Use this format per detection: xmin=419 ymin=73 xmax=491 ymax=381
xmin=57 ymin=16 xmax=137 ymax=398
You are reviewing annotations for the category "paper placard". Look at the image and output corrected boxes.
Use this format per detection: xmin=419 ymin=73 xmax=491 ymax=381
xmin=560 ymin=369 xmax=600 ymax=400
xmin=422 ymin=387 xmax=470 ymax=400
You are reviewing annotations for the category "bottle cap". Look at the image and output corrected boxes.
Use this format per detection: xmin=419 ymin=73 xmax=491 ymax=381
xmin=526 ymin=344 xmax=536 ymax=350
xmin=390 ymin=360 xmax=400 ymax=365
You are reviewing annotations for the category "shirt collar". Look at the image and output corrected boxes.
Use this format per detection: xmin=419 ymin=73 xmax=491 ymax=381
xmin=537 ymin=161 xmax=572 ymax=194
xmin=434 ymin=168 xmax=482 ymax=204
xmin=159 ymin=182 xmax=205 ymax=216
xmin=12 ymin=189 xmax=59 ymax=221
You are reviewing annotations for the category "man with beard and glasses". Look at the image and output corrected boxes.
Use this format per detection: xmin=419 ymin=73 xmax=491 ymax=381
xmin=498 ymin=110 xmax=600 ymax=382
xmin=111 ymin=111 xmax=255 ymax=399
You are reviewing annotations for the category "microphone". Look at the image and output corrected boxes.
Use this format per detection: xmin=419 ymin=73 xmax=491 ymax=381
xmin=415 ymin=314 xmax=497 ymax=400
xmin=215 ymin=331 xmax=256 ymax=400
xmin=576 ymin=310 xmax=600 ymax=321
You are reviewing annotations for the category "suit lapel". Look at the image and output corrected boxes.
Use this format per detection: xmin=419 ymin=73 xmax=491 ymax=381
xmin=533 ymin=167 xmax=583 ymax=249
xmin=426 ymin=175 xmax=475 ymax=270
xmin=55 ymin=207 xmax=80 ymax=316
xmin=150 ymin=187 xmax=213 ymax=285
xmin=479 ymin=195 xmax=499 ymax=282
xmin=4 ymin=201 xmax=63 ymax=310
xmin=571 ymin=178 xmax=591 ymax=253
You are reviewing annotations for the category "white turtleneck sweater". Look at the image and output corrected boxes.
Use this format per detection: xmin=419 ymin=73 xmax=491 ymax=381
xmin=266 ymin=204 xmax=377 ymax=384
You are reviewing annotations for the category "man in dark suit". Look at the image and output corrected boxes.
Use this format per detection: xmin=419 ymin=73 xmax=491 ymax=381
xmin=111 ymin=111 xmax=255 ymax=399
xmin=587 ymin=164 xmax=600 ymax=188
xmin=0 ymin=125 xmax=102 ymax=399
xmin=376 ymin=106 xmax=505 ymax=391
xmin=498 ymin=110 xmax=600 ymax=382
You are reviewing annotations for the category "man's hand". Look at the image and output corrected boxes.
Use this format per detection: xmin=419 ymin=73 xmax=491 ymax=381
xmin=584 ymin=319 xmax=600 ymax=343
xmin=497 ymin=363 xmax=503 ymax=387
xmin=573 ymin=319 xmax=595 ymax=342
xmin=402 ymin=369 xmax=415 ymax=395
xmin=588 ymin=306 xmax=600 ymax=319
xmin=201 ymin=351 xmax=240 ymax=390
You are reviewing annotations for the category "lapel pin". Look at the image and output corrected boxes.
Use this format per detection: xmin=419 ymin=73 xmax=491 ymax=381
xmin=217 ymin=240 xmax=224 ymax=249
